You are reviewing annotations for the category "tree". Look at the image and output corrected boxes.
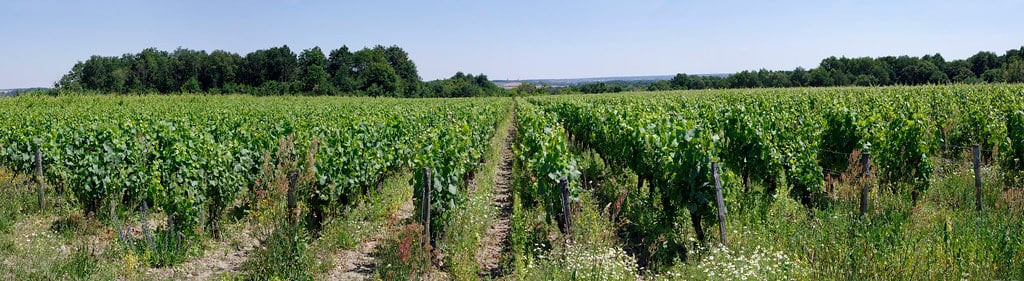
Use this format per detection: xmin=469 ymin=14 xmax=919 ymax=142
xmin=181 ymin=76 xmax=201 ymax=93
xmin=928 ymin=71 xmax=950 ymax=84
xmin=670 ymin=73 xmax=691 ymax=89
xmin=349 ymin=47 xmax=403 ymax=96
xmin=968 ymin=51 xmax=1001 ymax=78
xmin=982 ymin=68 xmax=1005 ymax=83
xmin=359 ymin=62 xmax=400 ymax=97
xmin=80 ymin=55 xmax=130 ymax=93
xmin=297 ymin=47 xmax=333 ymax=95
xmin=648 ymin=80 xmax=672 ymax=91
xmin=205 ymin=50 xmax=242 ymax=92
xmin=687 ymin=76 xmax=709 ymax=89
xmin=910 ymin=60 xmax=943 ymax=84
xmin=327 ymin=46 xmax=359 ymax=93
xmin=888 ymin=55 xmax=918 ymax=85
xmin=512 ymin=82 xmax=540 ymax=96
xmin=1005 ymin=59 xmax=1024 ymax=83
xmin=809 ymin=68 xmax=833 ymax=86
xmin=944 ymin=60 xmax=975 ymax=83
xmin=380 ymin=46 xmax=421 ymax=96
xmin=422 ymin=72 xmax=505 ymax=97
xmin=923 ymin=53 xmax=946 ymax=73
xmin=171 ymin=48 xmax=209 ymax=91
xmin=790 ymin=67 xmax=810 ymax=87
xmin=854 ymin=74 xmax=878 ymax=86
xmin=241 ymin=45 xmax=297 ymax=86
xmin=728 ymin=70 xmax=762 ymax=88
xmin=57 ymin=44 xmax=1024 ymax=95
xmin=868 ymin=62 xmax=893 ymax=85
xmin=764 ymin=71 xmax=791 ymax=88
xmin=133 ymin=48 xmax=174 ymax=92
xmin=56 ymin=62 xmax=85 ymax=91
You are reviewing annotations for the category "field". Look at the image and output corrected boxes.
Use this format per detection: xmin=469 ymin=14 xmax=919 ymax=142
xmin=1 ymin=84 xmax=1023 ymax=280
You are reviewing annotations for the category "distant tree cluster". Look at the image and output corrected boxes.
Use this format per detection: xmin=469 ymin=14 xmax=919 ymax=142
xmin=595 ymin=46 xmax=1024 ymax=93
xmin=420 ymin=72 xmax=503 ymax=98
xmin=531 ymin=81 xmax=650 ymax=95
xmin=56 ymin=45 xmax=504 ymax=97
xmin=574 ymin=82 xmax=625 ymax=93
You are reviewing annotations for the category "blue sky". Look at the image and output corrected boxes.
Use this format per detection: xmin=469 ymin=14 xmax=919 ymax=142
xmin=1 ymin=0 xmax=1022 ymax=88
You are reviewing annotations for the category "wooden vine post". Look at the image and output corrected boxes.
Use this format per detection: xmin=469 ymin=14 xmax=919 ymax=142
xmin=421 ymin=167 xmax=432 ymax=248
xmin=35 ymin=148 xmax=44 ymax=211
xmin=973 ymin=144 xmax=983 ymax=212
xmin=559 ymin=178 xmax=573 ymax=235
xmin=287 ymin=169 xmax=299 ymax=225
xmin=860 ymin=152 xmax=871 ymax=218
xmin=712 ymin=162 xmax=728 ymax=246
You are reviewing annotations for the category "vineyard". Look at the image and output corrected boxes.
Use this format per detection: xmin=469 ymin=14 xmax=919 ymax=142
xmin=1 ymin=84 xmax=1023 ymax=280
xmin=511 ymin=84 xmax=1024 ymax=279
xmin=0 ymin=95 xmax=509 ymax=279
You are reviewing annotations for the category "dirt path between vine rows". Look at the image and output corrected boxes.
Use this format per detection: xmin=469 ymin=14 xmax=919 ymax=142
xmin=145 ymin=222 xmax=258 ymax=280
xmin=329 ymin=199 xmax=415 ymax=280
xmin=477 ymin=119 xmax=516 ymax=278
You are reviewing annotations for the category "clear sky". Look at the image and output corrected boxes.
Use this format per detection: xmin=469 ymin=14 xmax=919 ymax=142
xmin=1 ymin=0 xmax=1022 ymax=88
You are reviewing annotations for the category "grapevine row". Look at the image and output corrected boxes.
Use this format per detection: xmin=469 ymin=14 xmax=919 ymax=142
xmin=531 ymin=84 xmax=1024 ymax=241
xmin=513 ymin=100 xmax=581 ymax=228
xmin=0 ymin=96 xmax=507 ymax=240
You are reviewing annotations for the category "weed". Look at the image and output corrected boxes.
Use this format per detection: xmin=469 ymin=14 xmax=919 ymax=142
xmin=243 ymin=220 xmax=315 ymax=281
xmin=376 ymin=224 xmax=432 ymax=280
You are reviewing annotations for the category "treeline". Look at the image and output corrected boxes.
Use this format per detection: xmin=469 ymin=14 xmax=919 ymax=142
xmin=56 ymin=45 xmax=504 ymax=97
xmin=507 ymin=81 xmax=651 ymax=96
xmin=582 ymin=46 xmax=1024 ymax=93
xmin=422 ymin=72 xmax=504 ymax=98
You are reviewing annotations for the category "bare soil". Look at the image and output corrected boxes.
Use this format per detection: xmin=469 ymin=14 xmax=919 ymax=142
xmin=477 ymin=120 xmax=516 ymax=278
xmin=327 ymin=199 xmax=415 ymax=280
xmin=145 ymin=222 xmax=258 ymax=280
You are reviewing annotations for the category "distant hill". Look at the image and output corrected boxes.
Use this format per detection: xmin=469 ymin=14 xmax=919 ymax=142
xmin=493 ymin=74 xmax=728 ymax=89
xmin=0 ymin=88 xmax=51 ymax=97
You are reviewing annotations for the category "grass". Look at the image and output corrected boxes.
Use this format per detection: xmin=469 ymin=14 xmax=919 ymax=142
xmin=0 ymin=169 xmax=123 ymax=280
xmin=317 ymin=171 xmax=415 ymax=253
xmin=238 ymin=169 xmax=416 ymax=280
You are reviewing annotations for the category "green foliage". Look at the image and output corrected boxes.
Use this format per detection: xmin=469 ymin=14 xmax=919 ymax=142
xmin=411 ymin=99 xmax=505 ymax=237
xmin=1002 ymin=109 xmax=1024 ymax=185
xmin=0 ymin=95 xmax=510 ymax=274
xmin=530 ymin=84 xmax=1024 ymax=243
xmin=514 ymin=101 xmax=581 ymax=226
xmin=56 ymin=44 xmax=471 ymax=97
xmin=1006 ymin=59 xmax=1024 ymax=83
xmin=568 ymin=46 xmax=1024 ymax=95
xmin=181 ymin=76 xmax=201 ymax=93
xmin=820 ymin=108 xmax=861 ymax=178
xmin=422 ymin=72 xmax=505 ymax=98
xmin=720 ymin=100 xmax=783 ymax=194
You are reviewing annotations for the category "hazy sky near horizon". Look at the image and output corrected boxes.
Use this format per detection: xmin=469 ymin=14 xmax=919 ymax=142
xmin=1 ymin=0 xmax=1022 ymax=88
